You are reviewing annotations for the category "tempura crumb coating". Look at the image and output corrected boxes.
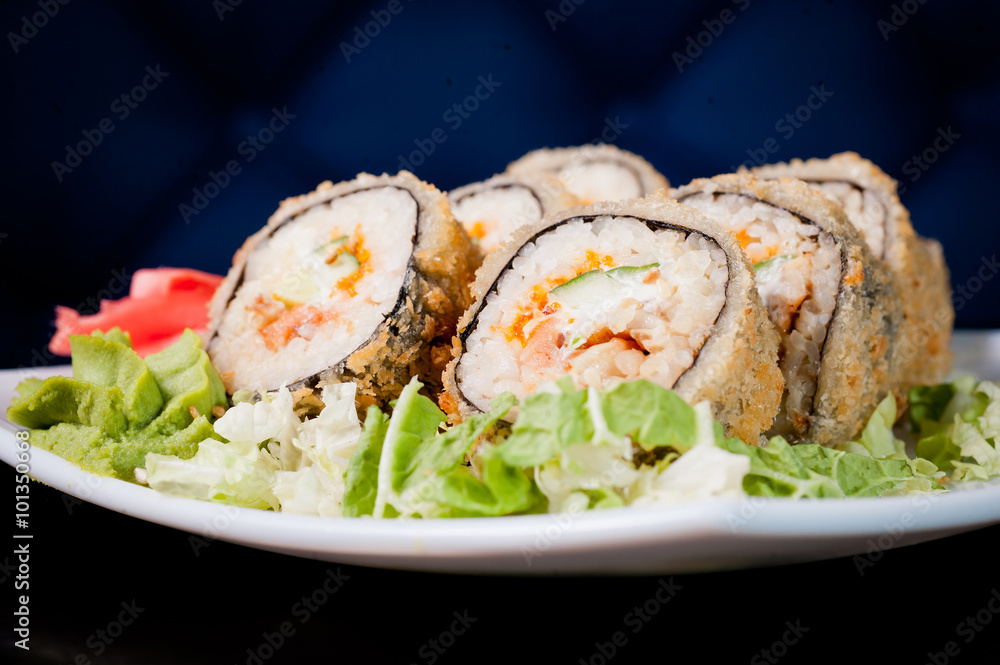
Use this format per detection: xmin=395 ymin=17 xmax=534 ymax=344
xmin=752 ymin=152 xmax=953 ymax=390
xmin=671 ymin=174 xmax=904 ymax=446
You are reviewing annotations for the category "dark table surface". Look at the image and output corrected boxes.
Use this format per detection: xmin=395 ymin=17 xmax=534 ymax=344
xmin=4 ymin=472 xmax=1000 ymax=664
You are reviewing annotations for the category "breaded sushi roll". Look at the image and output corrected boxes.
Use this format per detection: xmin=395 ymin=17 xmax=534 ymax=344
xmin=448 ymin=172 xmax=579 ymax=255
xmin=751 ymin=152 xmax=953 ymax=388
xmin=443 ymin=197 xmax=783 ymax=443
xmin=206 ymin=172 xmax=476 ymax=409
xmin=672 ymin=174 xmax=903 ymax=445
xmin=506 ymin=144 xmax=669 ymax=205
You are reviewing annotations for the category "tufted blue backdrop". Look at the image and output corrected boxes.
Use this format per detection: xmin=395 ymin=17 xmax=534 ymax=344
xmin=2 ymin=0 xmax=998 ymax=369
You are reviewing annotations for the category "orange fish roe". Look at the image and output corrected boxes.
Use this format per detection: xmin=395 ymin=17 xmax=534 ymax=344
xmin=260 ymin=305 xmax=337 ymax=351
xmin=335 ymin=226 xmax=371 ymax=297
xmin=469 ymin=222 xmax=487 ymax=240
xmin=734 ymin=229 xmax=777 ymax=263
xmin=583 ymin=250 xmax=615 ymax=271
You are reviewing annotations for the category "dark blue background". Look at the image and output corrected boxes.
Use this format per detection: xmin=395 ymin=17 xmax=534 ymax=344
xmin=2 ymin=0 xmax=999 ymax=370
xmin=3 ymin=2 xmax=1000 ymax=663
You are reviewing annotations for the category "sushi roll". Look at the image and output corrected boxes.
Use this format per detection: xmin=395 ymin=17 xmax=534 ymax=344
xmin=442 ymin=197 xmax=784 ymax=443
xmin=506 ymin=144 xmax=669 ymax=205
xmin=672 ymin=174 xmax=903 ymax=445
xmin=205 ymin=172 xmax=476 ymax=409
xmin=751 ymin=152 xmax=953 ymax=388
xmin=448 ymin=172 xmax=579 ymax=255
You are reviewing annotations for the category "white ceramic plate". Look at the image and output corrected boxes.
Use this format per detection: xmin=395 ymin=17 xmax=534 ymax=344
xmin=3 ymin=330 xmax=1000 ymax=575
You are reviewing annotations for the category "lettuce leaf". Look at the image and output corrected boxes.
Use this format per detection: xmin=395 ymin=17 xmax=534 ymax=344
xmin=721 ymin=436 xmax=926 ymax=498
xmin=364 ymin=377 xmax=521 ymax=518
xmin=490 ymin=377 xmax=592 ymax=468
xmin=599 ymin=379 xmax=697 ymax=452
xmin=433 ymin=455 xmax=543 ymax=517
xmin=341 ymin=406 xmax=390 ymax=517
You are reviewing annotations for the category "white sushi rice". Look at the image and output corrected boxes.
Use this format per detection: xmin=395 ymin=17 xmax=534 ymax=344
xmin=209 ymin=187 xmax=417 ymax=391
xmin=681 ymin=193 xmax=841 ymax=431
xmin=450 ymin=185 xmax=543 ymax=253
xmin=457 ymin=216 xmax=728 ymax=411
xmin=807 ymin=181 xmax=887 ymax=258
xmin=558 ymin=160 xmax=643 ymax=203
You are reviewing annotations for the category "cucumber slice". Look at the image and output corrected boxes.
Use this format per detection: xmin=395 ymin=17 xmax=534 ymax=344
xmin=315 ymin=236 xmax=349 ymax=256
xmin=606 ymin=262 xmax=659 ymax=281
xmin=271 ymin=271 xmax=318 ymax=307
xmin=752 ymin=254 xmax=794 ymax=273
xmin=548 ymin=269 xmax=619 ymax=308
xmin=328 ymin=250 xmax=361 ymax=281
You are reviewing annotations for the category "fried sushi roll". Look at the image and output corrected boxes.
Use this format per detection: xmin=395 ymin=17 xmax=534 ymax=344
xmin=751 ymin=152 xmax=953 ymax=388
xmin=205 ymin=172 xmax=476 ymax=409
xmin=672 ymin=174 xmax=903 ymax=445
xmin=442 ymin=197 xmax=783 ymax=443
xmin=506 ymin=144 xmax=669 ymax=205
xmin=448 ymin=172 xmax=579 ymax=255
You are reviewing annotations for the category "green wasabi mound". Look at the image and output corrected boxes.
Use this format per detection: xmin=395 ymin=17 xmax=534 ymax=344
xmin=7 ymin=328 xmax=228 ymax=482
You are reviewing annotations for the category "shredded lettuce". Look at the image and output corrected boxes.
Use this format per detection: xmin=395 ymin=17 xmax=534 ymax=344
xmin=910 ymin=378 xmax=1000 ymax=482
xmin=137 ymin=370 xmax=996 ymax=517
xmin=145 ymin=384 xmax=363 ymax=515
